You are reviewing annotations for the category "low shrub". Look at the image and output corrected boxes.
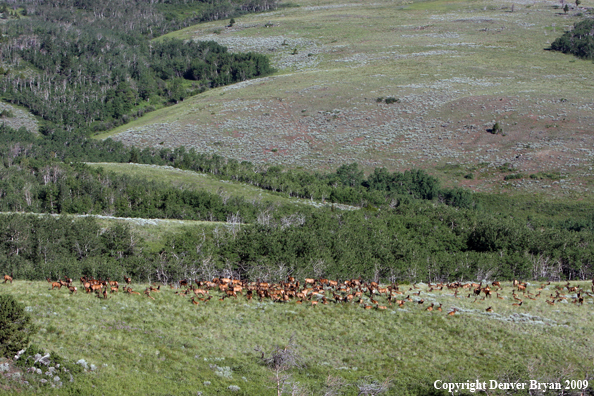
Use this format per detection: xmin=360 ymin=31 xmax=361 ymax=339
xmin=0 ymin=294 xmax=36 ymax=358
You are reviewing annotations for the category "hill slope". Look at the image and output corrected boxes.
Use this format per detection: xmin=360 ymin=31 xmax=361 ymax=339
xmin=98 ymin=0 xmax=594 ymax=196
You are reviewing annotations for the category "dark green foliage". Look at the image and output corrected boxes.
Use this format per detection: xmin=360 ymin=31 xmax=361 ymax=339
xmin=489 ymin=122 xmax=503 ymax=134
xmin=551 ymin=19 xmax=594 ymax=59
xmin=229 ymin=18 xmax=236 ymax=27
xmin=464 ymin=173 xmax=474 ymax=180
xmin=0 ymin=109 xmax=13 ymax=118
xmin=0 ymin=1 xmax=276 ymax=130
xmin=384 ymin=97 xmax=399 ymax=104
xmin=504 ymin=173 xmax=524 ymax=180
xmin=530 ymin=172 xmax=561 ymax=180
xmin=564 ymin=4 xmax=569 ymax=13
xmin=0 ymin=294 xmax=36 ymax=358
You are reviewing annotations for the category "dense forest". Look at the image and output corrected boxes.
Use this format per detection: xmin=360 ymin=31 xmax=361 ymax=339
xmin=0 ymin=0 xmax=275 ymax=131
xmin=0 ymin=200 xmax=592 ymax=284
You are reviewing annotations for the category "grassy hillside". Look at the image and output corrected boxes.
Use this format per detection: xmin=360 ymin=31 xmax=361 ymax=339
xmin=86 ymin=162 xmax=359 ymax=210
xmin=98 ymin=0 xmax=594 ymax=196
xmin=1 ymin=280 xmax=593 ymax=395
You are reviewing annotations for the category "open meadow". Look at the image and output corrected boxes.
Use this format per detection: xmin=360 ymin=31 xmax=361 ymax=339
xmin=98 ymin=0 xmax=594 ymax=196
xmin=1 ymin=279 xmax=593 ymax=395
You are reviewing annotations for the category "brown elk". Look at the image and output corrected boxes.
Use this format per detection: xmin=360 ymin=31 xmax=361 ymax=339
xmin=447 ymin=308 xmax=458 ymax=316
xmin=486 ymin=306 xmax=493 ymax=312
xmin=68 ymin=286 xmax=77 ymax=294
xmin=3 ymin=273 xmax=13 ymax=284
xmin=110 ymin=286 xmax=119 ymax=293
xmin=193 ymin=289 xmax=208 ymax=297
xmin=144 ymin=288 xmax=155 ymax=300
xmin=50 ymin=282 xmax=62 ymax=290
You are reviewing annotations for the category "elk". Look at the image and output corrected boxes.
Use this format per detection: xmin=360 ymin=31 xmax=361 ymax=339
xmin=110 ymin=286 xmax=119 ymax=293
xmin=50 ymin=282 xmax=62 ymax=290
xmin=193 ymin=289 xmax=208 ymax=297
xmin=191 ymin=297 xmax=199 ymax=305
xmin=486 ymin=306 xmax=493 ymax=313
xmin=447 ymin=308 xmax=458 ymax=316
xmin=3 ymin=273 xmax=13 ymax=284
xmin=144 ymin=288 xmax=155 ymax=300
xmin=68 ymin=286 xmax=77 ymax=294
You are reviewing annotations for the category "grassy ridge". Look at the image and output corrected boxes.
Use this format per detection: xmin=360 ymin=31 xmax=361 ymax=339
xmin=1 ymin=280 xmax=593 ymax=395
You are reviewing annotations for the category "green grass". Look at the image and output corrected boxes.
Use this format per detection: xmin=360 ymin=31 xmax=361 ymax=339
xmin=94 ymin=0 xmax=594 ymax=198
xmin=86 ymin=162 xmax=355 ymax=210
xmin=1 ymin=280 xmax=593 ymax=395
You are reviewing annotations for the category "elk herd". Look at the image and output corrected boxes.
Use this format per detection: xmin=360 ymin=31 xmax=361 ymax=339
xmin=3 ymin=274 xmax=594 ymax=315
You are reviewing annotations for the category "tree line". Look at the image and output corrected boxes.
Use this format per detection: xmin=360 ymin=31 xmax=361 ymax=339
xmin=0 ymin=201 xmax=592 ymax=284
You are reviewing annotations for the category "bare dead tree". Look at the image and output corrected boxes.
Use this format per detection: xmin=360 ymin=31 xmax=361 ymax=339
xmin=226 ymin=211 xmax=242 ymax=238
xmin=257 ymin=209 xmax=273 ymax=226
xmin=356 ymin=376 xmax=391 ymax=396
xmin=324 ymin=375 xmax=350 ymax=396
xmin=312 ymin=259 xmax=327 ymax=279
xmin=255 ymin=336 xmax=304 ymax=396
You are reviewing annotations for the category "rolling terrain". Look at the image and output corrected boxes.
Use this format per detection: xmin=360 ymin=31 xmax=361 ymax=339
xmin=98 ymin=0 xmax=594 ymax=196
